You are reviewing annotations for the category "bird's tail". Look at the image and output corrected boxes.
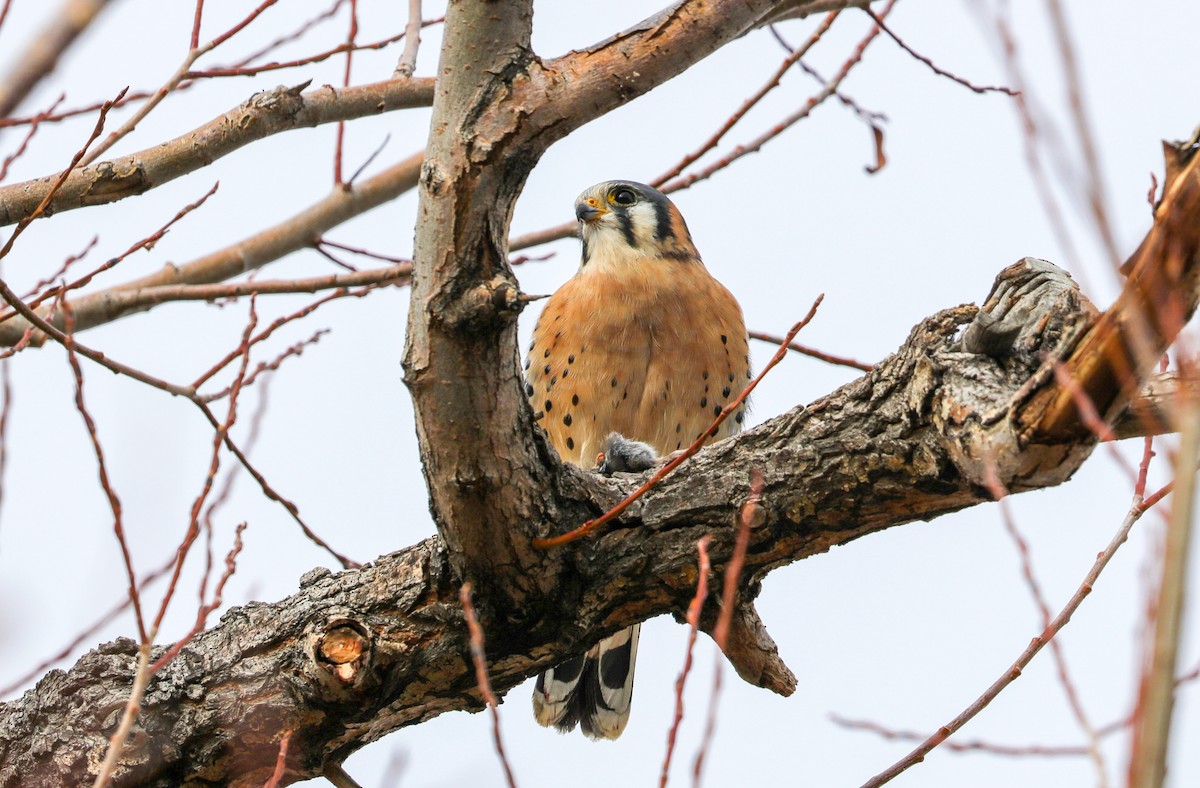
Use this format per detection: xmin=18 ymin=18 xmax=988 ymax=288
xmin=532 ymin=624 xmax=640 ymax=740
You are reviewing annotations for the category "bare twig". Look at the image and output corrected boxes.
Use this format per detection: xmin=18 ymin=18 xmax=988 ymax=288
xmin=749 ymin=329 xmax=872 ymax=372
xmin=393 ymin=0 xmax=424 ymax=77
xmin=982 ymin=456 xmax=1108 ymax=787
xmin=660 ymin=536 xmax=712 ymax=788
xmin=263 ymin=730 xmax=293 ymax=788
xmin=693 ymin=471 xmax=763 ymax=788
xmin=459 ymin=583 xmax=518 ymax=788
xmin=865 ymin=10 xmax=1017 ymax=95
xmin=1129 ymin=399 xmax=1199 ymax=787
xmin=91 ymin=639 xmax=153 ymax=788
xmin=859 ymin=454 xmax=1167 ymax=786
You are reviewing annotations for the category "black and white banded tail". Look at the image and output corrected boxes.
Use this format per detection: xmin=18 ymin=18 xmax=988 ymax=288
xmin=532 ymin=624 xmax=640 ymax=740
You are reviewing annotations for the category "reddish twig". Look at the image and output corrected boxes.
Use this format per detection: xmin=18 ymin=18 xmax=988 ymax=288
xmin=661 ymin=2 xmax=895 ymax=195
xmin=533 ymin=295 xmax=823 ymax=549
xmin=0 ymin=553 xmax=178 ymax=698
xmin=660 ymin=536 xmax=712 ymax=788
xmin=459 ymin=583 xmax=519 ymax=788
xmin=91 ymin=641 xmax=153 ymax=788
xmin=982 ymin=455 xmax=1108 ymax=786
xmin=693 ymin=471 xmax=763 ymax=787
xmin=652 ymin=11 xmax=840 ymax=188
xmin=17 ymin=235 xmax=98 ymax=302
xmin=151 ymin=523 xmax=247 ymax=673
xmin=190 ymin=29 xmax=406 ymax=79
xmin=865 ymin=10 xmax=1018 ymax=95
xmin=333 ymin=0 xmax=359 ymax=186
xmin=264 ymin=730 xmax=293 ymax=788
xmin=0 ymin=94 xmax=66 ymax=181
xmin=62 ymin=300 xmax=147 ymax=644
xmin=748 ymin=329 xmax=872 ymax=372
xmin=316 ymin=239 xmax=408 ymax=264
xmin=0 ymin=89 xmax=125 ymax=262
xmin=831 ymin=715 xmax=1090 ymax=757
xmin=201 ymin=329 xmax=329 ymax=404
xmin=2 ymin=183 xmax=220 ymax=324
xmin=859 ymin=461 xmax=1164 ymax=786
xmin=151 ymin=298 xmax=259 ymax=636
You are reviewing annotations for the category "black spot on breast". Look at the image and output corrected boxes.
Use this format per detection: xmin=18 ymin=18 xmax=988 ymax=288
xmin=524 ymin=383 xmax=533 ymax=397
xmin=722 ymin=386 xmax=731 ymax=398
xmin=563 ymin=414 xmax=572 ymax=426
xmin=528 ymin=340 xmax=535 ymax=351
xmin=702 ymin=370 xmax=709 ymax=380
xmin=622 ymin=389 xmax=628 ymax=400
xmin=714 ymin=405 xmax=722 ymax=416
xmin=544 ymin=400 xmax=552 ymax=412
xmin=721 ymin=335 xmax=728 ymax=345
xmin=543 ymin=364 xmax=551 ymax=375
xmin=523 ymin=358 xmax=531 ymax=370
xmin=728 ymin=372 xmax=735 ymax=382
xmin=676 ymin=442 xmax=682 ymax=450
xmin=700 ymin=397 xmax=707 ymax=408
xmin=568 ymin=354 xmax=575 ymax=364
xmin=566 ymin=437 xmax=575 ymax=450
xmin=611 ymin=377 xmax=618 ymax=387
xmin=550 ymin=376 xmax=557 ymax=385
xmin=676 ymin=423 xmax=681 ymax=433
xmin=562 ymin=369 xmax=569 ymax=378
xmin=572 ymin=394 xmax=579 ymax=406
xmin=735 ymin=411 xmax=745 ymax=424
xmin=543 ymin=348 xmax=550 ymax=358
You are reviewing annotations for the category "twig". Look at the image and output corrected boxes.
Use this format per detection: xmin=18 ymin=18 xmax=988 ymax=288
xmin=693 ymin=472 xmax=763 ymax=788
xmin=1128 ymin=399 xmax=1199 ymax=787
xmin=151 ymin=298 xmax=258 ymax=636
xmin=393 ymin=0 xmax=424 ymax=77
xmin=459 ymin=583 xmax=518 ymax=788
xmin=831 ymin=716 xmax=1090 ymax=757
xmin=859 ymin=458 xmax=1166 ymax=786
xmin=263 ymin=730 xmax=293 ymax=788
xmin=533 ymin=295 xmax=823 ymax=549
xmin=151 ymin=522 xmax=247 ymax=673
xmin=660 ymin=536 xmax=712 ymax=788
xmin=652 ymin=11 xmax=840 ymax=188
xmin=982 ymin=456 xmax=1108 ymax=787
xmin=63 ymin=300 xmax=148 ymax=644
xmin=865 ymin=10 xmax=1017 ymax=95
xmin=0 ymin=155 xmax=423 ymax=345
xmin=748 ymin=329 xmax=872 ymax=372
xmin=0 ymin=94 xmax=66 ymax=181
xmin=91 ymin=639 xmax=154 ymax=788
xmin=333 ymin=0 xmax=359 ymax=186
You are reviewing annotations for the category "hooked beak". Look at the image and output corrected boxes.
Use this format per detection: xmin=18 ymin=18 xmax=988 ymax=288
xmin=575 ymin=201 xmax=606 ymax=224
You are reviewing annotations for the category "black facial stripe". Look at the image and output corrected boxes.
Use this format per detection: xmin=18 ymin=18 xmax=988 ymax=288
xmin=581 ymin=234 xmax=591 ymax=265
xmin=615 ymin=209 xmax=637 ymax=247
xmin=652 ymin=198 xmax=674 ymax=242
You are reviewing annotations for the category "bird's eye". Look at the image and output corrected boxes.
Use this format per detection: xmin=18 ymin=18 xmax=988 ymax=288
xmin=610 ymin=188 xmax=637 ymax=206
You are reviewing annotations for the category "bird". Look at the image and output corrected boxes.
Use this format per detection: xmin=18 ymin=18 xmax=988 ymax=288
xmin=525 ymin=180 xmax=750 ymax=740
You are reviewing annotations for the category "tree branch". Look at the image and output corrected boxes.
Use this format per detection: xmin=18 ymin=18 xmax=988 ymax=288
xmin=0 ymin=249 xmax=1132 ymax=785
xmin=0 ymin=79 xmax=433 ymax=228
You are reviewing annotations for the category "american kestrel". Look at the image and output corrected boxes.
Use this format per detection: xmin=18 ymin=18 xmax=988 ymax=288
xmin=526 ymin=180 xmax=750 ymax=739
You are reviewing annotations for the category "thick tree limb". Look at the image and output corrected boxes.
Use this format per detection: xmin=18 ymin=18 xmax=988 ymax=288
xmin=0 ymin=252 xmax=1104 ymax=785
xmin=0 ymin=79 xmax=433 ymax=228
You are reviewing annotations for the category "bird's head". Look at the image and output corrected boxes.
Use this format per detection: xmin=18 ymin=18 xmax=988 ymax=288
xmin=574 ymin=180 xmax=699 ymax=268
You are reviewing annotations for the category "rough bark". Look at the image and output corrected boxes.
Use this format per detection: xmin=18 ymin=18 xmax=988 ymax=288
xmin=0 ymin=254 xmax=1109 ymax=786
xmin=1 ymin=0 xmax=1197 ymax=783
